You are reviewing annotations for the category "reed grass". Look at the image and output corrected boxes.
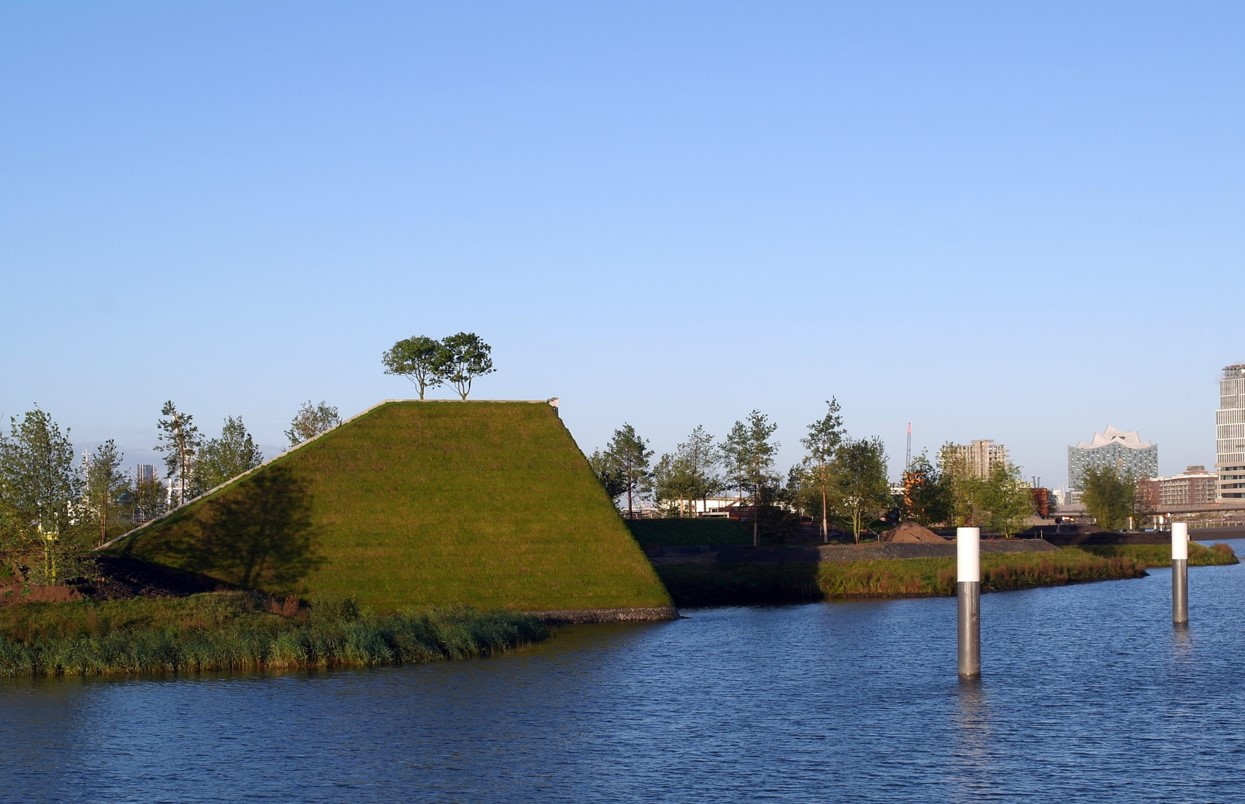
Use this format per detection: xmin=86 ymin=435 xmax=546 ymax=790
xmin=656 ymin=547 xmax=1153 ymax=607
xmin=0 ymin=592 xmax=549 ymax=677
xmin=1078 ymin=541 xmax=1238 ymax=568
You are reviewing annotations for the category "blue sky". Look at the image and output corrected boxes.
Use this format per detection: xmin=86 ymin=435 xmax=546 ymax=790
xmin=2 ymin=1 xmax=1242 ymax=490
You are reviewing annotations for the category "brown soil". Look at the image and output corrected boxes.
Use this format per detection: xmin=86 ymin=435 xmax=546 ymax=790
xmin=0 ymin=555 xmax=234 ymax=608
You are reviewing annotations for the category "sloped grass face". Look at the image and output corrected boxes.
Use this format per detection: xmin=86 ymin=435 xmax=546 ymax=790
xmin=0 ymin=593 xmax=549 ymax=677
xmin=117 ymin=402 xmax=670 ymax=613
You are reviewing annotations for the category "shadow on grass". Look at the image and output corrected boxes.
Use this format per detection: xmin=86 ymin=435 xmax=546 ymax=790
xmin=122 ymin=465 xmax=323 ymax=593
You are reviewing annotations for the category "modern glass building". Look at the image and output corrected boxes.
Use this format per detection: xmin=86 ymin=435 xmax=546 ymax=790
xmin=1218 ymin=364 xmax=1245 ymax=501
xmin=1068 ymin=426 xmax=1158 ymax=490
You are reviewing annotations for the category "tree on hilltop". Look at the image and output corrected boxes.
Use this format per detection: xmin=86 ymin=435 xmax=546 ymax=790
xmin=382 ymin=335 xmax=446 ymax=400
xmin=440 ymin=332 xmax=495 ymax=400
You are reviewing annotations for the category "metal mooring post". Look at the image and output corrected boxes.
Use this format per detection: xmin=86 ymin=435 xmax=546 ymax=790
xmin=1172 ymin=522 xmax=1189 ymax=626
xmin=957 ymin=526 xmax=981 ymax=679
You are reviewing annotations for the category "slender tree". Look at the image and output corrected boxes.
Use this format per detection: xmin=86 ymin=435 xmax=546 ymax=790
xmin=802 ymin=398 xmax=845 ymax=542
xmin=286 ymin=400 xmax=342 ymax=447
xmin=0 ymin=409 xmax=85 ymax=583
xmin=721 ymin=410 xmax=779 ymax=546
xmin=156 ymin=401 xmax=200 ymax=507
xmin=84 ymin=439 xmax=128 ymax=547
xmin=382 ymin=336 xmax=445 ymax=399
xmin=193 ymin=416 xmax=264 ymax=496
xmin=439 ymin=332 xmax=496 ymax=400
xmin=588 ymin=448 xmax=627 ymax=502
xmin=830 ymin=436 xmax=890 ymax=543
xmin=600 ymin=424 xmax=654 ymax=518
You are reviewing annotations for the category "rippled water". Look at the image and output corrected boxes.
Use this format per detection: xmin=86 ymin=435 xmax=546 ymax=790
xmin=4 ymin=542 xmax=1245 ymax=802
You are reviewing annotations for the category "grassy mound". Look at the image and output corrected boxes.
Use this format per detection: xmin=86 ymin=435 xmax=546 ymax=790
xmin=111 ymin=401 xmax=670 ymax=613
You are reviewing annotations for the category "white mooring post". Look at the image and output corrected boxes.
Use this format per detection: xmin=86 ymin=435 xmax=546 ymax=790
xmin=957 ymin=526 xmax=981 ymax=679
xmin=1172 ymin=522 xmax=1189 ymax=626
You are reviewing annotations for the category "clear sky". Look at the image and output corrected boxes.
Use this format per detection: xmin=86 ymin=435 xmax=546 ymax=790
xmin=3 ymin=1 xmax=1242 ymax=490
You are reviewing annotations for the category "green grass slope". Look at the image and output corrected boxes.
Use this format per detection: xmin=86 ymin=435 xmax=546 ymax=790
xmin=112 ymin=401 xmax=671 ymax=613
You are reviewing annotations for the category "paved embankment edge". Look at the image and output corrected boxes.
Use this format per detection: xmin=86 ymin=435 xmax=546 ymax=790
xmin=647 ymin=539 xmax=1060 ymax=565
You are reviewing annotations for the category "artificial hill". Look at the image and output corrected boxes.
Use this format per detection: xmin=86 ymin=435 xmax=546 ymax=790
xmin=108 ymin=400 xmax=673 ymax=618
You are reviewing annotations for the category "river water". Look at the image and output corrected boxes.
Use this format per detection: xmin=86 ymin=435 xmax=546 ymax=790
xmin=3 ymin=541 xmax=1245 ymax=803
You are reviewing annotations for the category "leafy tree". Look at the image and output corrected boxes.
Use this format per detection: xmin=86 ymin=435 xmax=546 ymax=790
xmin=653 ymin=426 xmax=723 ymax=517
xmin=382 ymin=335 xmax=445 ymax=399
xmin=978 ymin=463 xmax=1034 ymax=537
xmin=1081 ymin=465 xmax=1136 ymax=531
xmin=0 ymin=409 xmax=88 ymax=584
xmin=802 ymin=398 xmax=845 ymax=542
xmin=598 ymin=424 xmax=654 ymax=518
xmin=901 ymin=451 xmax=952 ymax=526
xmin=193 ymin=416 xmax=264 ymax=496
xmin=939 ymin=444 xmax=983 ymax=527
xmin=156 ymin=401 xmax=200 ymax=507
xmin=721 ymin=410 xmax=779 ymax=547
xmin=588 ymin=448 xmax=627 ymax=502
xmin=830 ymin=436 xmax=890 ymax=543
xmin=439 ymin=332 xmax=495 ymax=400
xmin=84 ymin=439 xmax=129 ymax=547
xmin=131 ymin=474 xmax=168 ymax=524
xmin=286 ymin=400 xmax=342 ymax=447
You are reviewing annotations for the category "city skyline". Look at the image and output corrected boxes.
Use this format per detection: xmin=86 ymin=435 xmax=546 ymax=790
xmin=3 ymin=3 xmax=1242 ymax=490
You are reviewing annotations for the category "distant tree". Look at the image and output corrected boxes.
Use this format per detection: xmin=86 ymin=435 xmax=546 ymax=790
xmin=978 ymin=463 xmax=1034 ymax=537
xmin=131 ymin=475 xmax=168 ymax=524
xmin=193 ymin=416 xmax=264 ymax=496
xmin=156 ymin=401 xmax=200 ymax=507
xmin=84 ymin=439 xmax=129 ymax=547
xmin=1081 ymin=465 xmax=1136 ymax=532
xmin=286 ymin=400 xmax=342 ymax=447
xmin=382 ymin=335 xmax=445 ymax=400
xmin=598 ymin=424 xmax=654 ymax=518
xmin=653 ymin=426 xmax=723 ymax=517
xmin=439 ymin=332 xmax=495 ymax=400
xmin=802 ymin=398 xmax=845 ymax=542
xmin=721 ymin=410 xmax=779 ymax=547
xmin=588 ymin=448 xmax=627 ymax=502
xmin=939 ymin=444 xmax=983 ymax=527
xmin=902 ymin=451 xmax=953 ymax=526
xmin=0 ymin=409 xmax=88 ymax=584
xmin=830 ymin=436 xmax=890 ymax=543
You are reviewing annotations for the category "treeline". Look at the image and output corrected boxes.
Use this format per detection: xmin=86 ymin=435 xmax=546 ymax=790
xmin=0 ymin=400 xmax=341 ymax=587
xmin=590 ymin=398 xmax=1040 ymax=544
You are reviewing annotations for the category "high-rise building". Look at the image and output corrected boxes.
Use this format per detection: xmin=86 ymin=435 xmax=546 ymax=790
xmin=940 ymin=439 xmax=1008 ymax=479
xmin=1067 ymin=426 xmax=1157 ymax=490
xmin=135 ymin=464 xmax=156 ymax=484
xmin=1218 ymin=363 xmax=1245 ymax=501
